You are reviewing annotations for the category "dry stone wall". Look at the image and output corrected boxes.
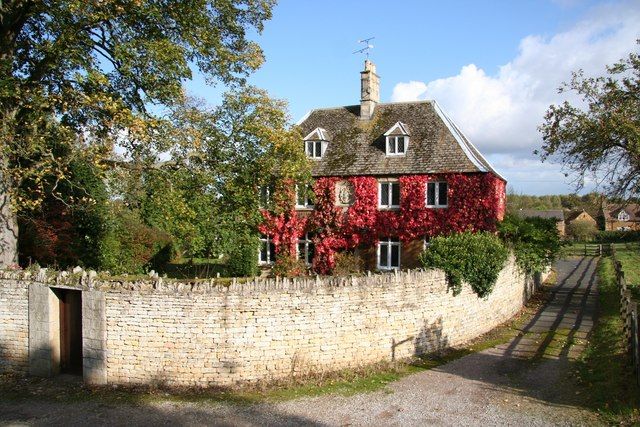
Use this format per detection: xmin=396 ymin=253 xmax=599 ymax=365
xmin=0 ymin=279 xmax=29 ymax=373
xmin=0 ymin=258 xmax=539 ymax=387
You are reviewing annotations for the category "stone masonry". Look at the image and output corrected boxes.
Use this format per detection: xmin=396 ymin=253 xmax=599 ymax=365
xmin=0 ymin=257 xmax=539 ymax=387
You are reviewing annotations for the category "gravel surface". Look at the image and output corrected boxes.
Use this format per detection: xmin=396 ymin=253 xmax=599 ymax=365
xmin=1 ymin=257 xmax=602 ymax=426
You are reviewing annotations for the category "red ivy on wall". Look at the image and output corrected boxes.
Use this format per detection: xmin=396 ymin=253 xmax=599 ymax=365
xmin=261 ymin=173 xmax=505 ymax=274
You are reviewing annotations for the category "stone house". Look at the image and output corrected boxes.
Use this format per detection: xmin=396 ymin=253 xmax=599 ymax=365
xmin=565 ymin=210 xmax=598 ymax=228
xmin=516 ymin=209 xmax=566 ymax=237
xmin=259 ymin=60 xmax=506 ymax=273
xmin=602 ymin=203 xmax=640 ymax=231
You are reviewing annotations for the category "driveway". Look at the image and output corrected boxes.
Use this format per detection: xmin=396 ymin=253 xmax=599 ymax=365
xmin=0 ymin=257 xmax=601 ymax=426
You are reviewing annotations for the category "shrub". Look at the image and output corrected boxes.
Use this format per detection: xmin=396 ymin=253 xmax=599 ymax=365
xmin=99 ymin=207 xmax=176 ymax=275
xmin=333 ymin=251 xmax=364 ymax=275
xmin=420 ymin=231 xmax=508 ymax=298
xmin=226 ymin=235 xmax=259 ymax=277
xmin=272 ymin=252 xmax=307 ymax=277
xmin=566 ymin=220 xmax=598 ymax=241
xmin=498 ymin=214 xmax=561 ymax=274
xmin=595 ymin=230 xmax=640 ymax=243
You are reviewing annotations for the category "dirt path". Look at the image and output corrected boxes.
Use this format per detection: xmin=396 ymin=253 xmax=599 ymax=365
xmin=1 ymin=257 xmax=602 ymax=426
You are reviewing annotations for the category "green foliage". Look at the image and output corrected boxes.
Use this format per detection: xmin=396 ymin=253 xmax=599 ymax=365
xmin=333 ymin=251 xmax=364 ymax=276
xmin=538 ymin=45 xmax=640 ymax=198
xmin=506 ymin=191 xmax=604 ymax=214
xmin=566 ymin=220 xmax=598 ymax=242
xmin=18 ymin=156 xmax=110 ymax=269
xmin=498 ymin=214 xmax=562 ymax=274
xmin=420 ymin=232 xmax=509 ymax=298
xmin=595 ymin=230 xmax=640 ymax=243
xmin=0 ymin=0 xmax=275 ymax=265
xmin=99 ymin=206 xmax=176 ymax=275
xmin=226 ymin=234 xmax=259 ymax=278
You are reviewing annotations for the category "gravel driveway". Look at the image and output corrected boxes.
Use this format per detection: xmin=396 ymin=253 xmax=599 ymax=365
xmin=1 ymin=257 xmax=601 ymax=426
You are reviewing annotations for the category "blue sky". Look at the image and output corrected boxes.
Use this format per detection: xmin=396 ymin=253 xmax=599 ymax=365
xmin=186 ymin=0 xmax=639 ymax=195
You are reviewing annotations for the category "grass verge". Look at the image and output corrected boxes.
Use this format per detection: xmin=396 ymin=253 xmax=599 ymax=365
xmin=576 ymin=256 xmax=639 ymax=424
xmin=0 ymin=274 xmax=555 ymax=406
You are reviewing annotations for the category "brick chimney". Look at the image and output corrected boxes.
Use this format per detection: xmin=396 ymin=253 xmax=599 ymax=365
xmin=360 ymin=60 xmax=380 ymax=120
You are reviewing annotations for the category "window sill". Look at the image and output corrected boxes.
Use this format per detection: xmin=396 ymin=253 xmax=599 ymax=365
xmin=295 ymin=206 xmax=314 ymax=210
xmin=384 ymin=153 xmax=407 ymax=157
xmin=426 ymin=205 xmax=448 ymax=209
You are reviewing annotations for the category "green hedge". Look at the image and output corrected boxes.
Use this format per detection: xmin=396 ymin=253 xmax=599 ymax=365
xmin=420 ymin=231 xmax=508 ymax=298
xmin=498 ymin=214 xmax=561 ymax=274
xmin=595 ymin=230 xmax=640 ymax=243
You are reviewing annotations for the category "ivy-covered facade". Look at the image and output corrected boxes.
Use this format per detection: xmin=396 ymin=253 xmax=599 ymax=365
xmin=259 ymin=60 xmax=506 ymax=274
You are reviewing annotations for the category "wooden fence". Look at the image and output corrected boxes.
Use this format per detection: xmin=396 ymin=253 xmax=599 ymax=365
xmin=611 ymin=245 xmax=640 ymax=385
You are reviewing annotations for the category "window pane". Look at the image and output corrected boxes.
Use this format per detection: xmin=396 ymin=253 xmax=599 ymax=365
xmin=391 ymin=183 xmax=400 ymax=206
xmin=379 ymin=243 xmax=388 ymax=267
xmin=315 ymin=141 xmax=322 ymax=157
xmin=438 ymin=183 xmax=448 ymax=206
xmin=269 ymin=242 xmax=275 ymax=262
xmin=260 ymin=241 xmax=268 ymax=262
xmin=397 ymin=136 xmax=405 ymax=153
xmin=388 ymin=138 xmax=396 ymax=154
xmin=381 ymin=183 xmax=389 ymax=206
xmin=391 ymin=244 xmax=400 ymax=267
xmin=427 ymin=183 xmax=436 ymax=205
xmin=308 ymin=242 xmax=315 ymax=264
xmin=306 ymin=141 xmax=312 ymax=156
xmin=296 ymin=186 xmax=304 ymax=205
xmin=297 ymin=243 xmax=305 ymax=260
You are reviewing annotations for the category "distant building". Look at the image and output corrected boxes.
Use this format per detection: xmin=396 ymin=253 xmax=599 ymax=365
xmin=516 ymin=209 xmax=565 ymax=236
xmin=565 ymin=210 xmax=598 ymax=228
xmin=602 ymin=203 xmax=640 ymax=231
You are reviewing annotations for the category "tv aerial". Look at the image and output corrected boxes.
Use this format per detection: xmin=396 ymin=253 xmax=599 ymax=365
xmin=353 ymin=37 xmax=375 ymax=58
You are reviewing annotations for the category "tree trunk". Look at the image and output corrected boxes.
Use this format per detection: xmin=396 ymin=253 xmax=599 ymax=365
xmin=0 ymin=166 xmax=18 ymax=267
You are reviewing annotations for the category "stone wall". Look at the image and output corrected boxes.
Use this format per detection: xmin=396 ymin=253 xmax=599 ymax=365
xmin=0 ymin=258 xmax=539 ymax=386
xmin=0 ymin=279 xmax=29 ymax=373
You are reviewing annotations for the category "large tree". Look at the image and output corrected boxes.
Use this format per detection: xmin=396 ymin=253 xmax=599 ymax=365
xmin=538 ymin=46 xmax=640 ymax=199
xmin=0 ymin=0 xmax=275 ymax=266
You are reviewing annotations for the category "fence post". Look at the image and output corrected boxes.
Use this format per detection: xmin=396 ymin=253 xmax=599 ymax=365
xmin=632 ymin=303 xmax=640 ymax=385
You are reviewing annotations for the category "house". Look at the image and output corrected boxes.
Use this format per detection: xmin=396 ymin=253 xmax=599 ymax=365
xmin=516 ymin=209 xmax=566 ymax=236
xmin=565 ymin=210 xmax=597 ymax=228
xmin=259 ymin=60 xmax=506 ymax=274
xmin=602 ymin=203 xmax=640 ymax=231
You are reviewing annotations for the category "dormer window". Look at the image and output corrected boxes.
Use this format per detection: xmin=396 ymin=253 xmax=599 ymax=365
xmin=303 ymin=128 xmax=329 ymax=159
xmin=384 ymin=122 xmax=410 ymax=156
xmin=618 ymin=210 xmax=630 ymax=221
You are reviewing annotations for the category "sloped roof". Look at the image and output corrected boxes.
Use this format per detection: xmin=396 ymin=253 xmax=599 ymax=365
xmin=604 ymin=203 xmax=640 ymax=221
xmin=296 ymin=100 xmax=504 ymax=179
xmin=565 ymin=209 xmax=596 ymax=223
xmin=517 ymin=209 xmax=565 ymax=221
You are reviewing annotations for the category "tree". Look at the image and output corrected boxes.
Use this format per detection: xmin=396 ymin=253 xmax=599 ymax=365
xmin=566 ymin=220 xmax=598 ymax=242
xmin=0 ymin=0 xmax=275 ymax=266
xmin=123 ymin=87 xmax=310 ymax=265
xmin=538 ymin=46 xmax=640 ymax=199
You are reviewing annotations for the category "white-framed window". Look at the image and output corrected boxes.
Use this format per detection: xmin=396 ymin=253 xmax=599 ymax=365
xmin=259 ymin=234 xmax=275 ymax=265
xmin=295 ymin=184 xmax=314 ymax=209
xmin=297 ymin=233 xmax=315 ymax=265
xmin=305 ymin=140 xmax=324 ymax=159
xmin=259 ymin=185 xmax=273 ymax=209
xmin=379 ymin=181 xmax=400 ymax=209
xmin=618 ymin=210 xmax=630 ymax=221
xmin=378 ymin=237 xmax=401 ymax=270
xmin=386 ymin=135 xmax=408 ymax=156
xmin=426 ymin=181 xmax=448 ymax=208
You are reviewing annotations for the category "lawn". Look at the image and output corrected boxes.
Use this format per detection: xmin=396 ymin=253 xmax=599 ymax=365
xmin=613 ymin=242 xmax=640 ymax=296
xmin=577 ymin=257 xmax=639 ymax=424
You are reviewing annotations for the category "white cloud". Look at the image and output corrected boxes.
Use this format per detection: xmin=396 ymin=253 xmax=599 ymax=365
xmin=391 ymin=1 xmax=640 ymax=194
